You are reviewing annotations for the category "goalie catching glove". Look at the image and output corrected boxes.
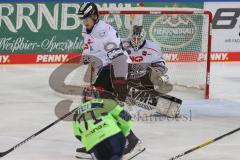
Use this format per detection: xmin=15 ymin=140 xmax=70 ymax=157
xmin=148 ymin=61 xmax=173 ymax=94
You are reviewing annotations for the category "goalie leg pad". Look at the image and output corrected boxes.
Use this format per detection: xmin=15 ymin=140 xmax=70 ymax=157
xmin=127 ymin=82 xmax=182 ymax=118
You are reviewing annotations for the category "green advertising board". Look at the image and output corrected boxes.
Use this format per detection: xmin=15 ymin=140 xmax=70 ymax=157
xmin=0 ymin=2 xmax=203 ymax=54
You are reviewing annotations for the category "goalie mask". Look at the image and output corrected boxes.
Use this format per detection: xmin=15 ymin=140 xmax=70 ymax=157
xmin=131 ymin=25 xmax=146 ymax=50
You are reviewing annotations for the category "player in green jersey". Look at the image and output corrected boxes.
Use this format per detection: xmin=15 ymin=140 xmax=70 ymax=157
xmin=73 ymin=87 xmax=143 ymax=160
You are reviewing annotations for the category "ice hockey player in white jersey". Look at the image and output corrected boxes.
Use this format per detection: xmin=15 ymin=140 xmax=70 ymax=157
xmin=78 ymin=2 xmax=130 ymax=101
xmin=121 ymin=25 xmax=172 ymax=93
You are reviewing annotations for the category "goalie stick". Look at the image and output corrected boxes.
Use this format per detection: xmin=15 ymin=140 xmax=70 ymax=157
xmin=169 ymin=127 xmax=240 ymax=160
xmin=0 ymin=102 xmax=79 ymax=158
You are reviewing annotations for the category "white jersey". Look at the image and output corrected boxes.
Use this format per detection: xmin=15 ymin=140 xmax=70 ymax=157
xmin=121 ymin=38 xmax=164 ymax=64
xmin=121 ymin=38 xmax=164 ymax=79
xmin=82 ymin=20 xmax=122 ymax=66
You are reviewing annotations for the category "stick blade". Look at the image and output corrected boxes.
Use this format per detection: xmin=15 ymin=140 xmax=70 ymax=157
xmin=0 ymin=149 xmax=13 ymax=158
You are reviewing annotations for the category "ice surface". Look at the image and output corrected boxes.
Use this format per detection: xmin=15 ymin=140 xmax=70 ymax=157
xmin=0 ymin=63 xmax=240 ymax=160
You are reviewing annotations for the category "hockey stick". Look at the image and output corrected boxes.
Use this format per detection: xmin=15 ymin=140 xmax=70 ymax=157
xmin=169 ymin=127 xmax=240 ymax=160
xmin=0 ymin=106 xmax=79 ymax=158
